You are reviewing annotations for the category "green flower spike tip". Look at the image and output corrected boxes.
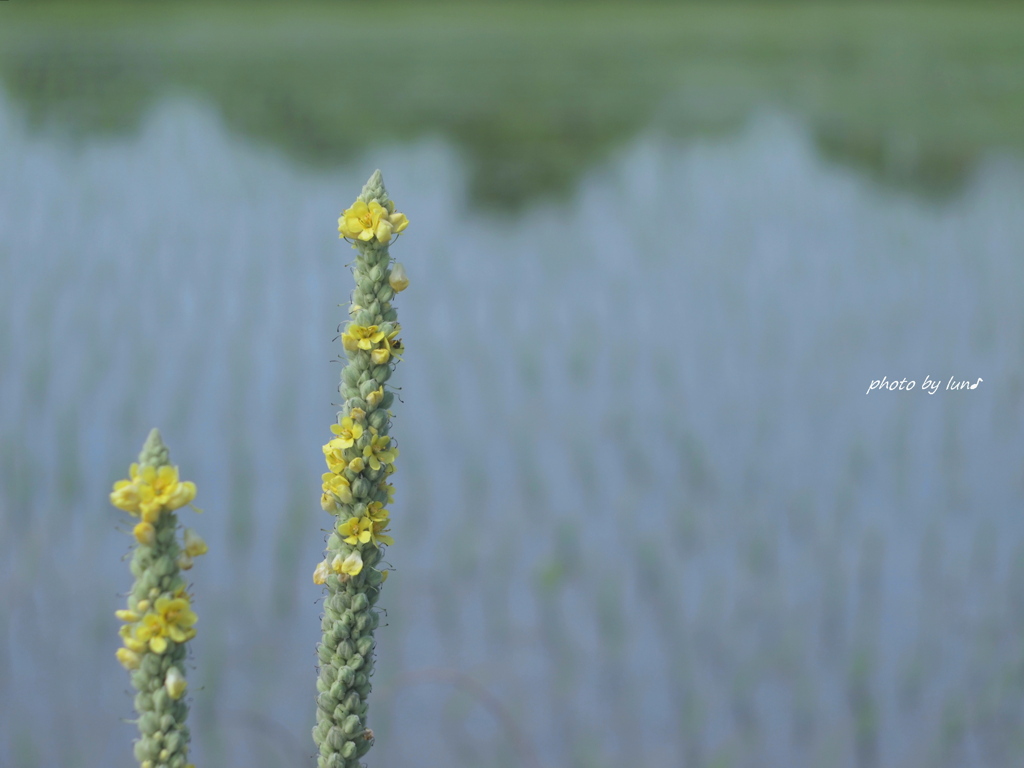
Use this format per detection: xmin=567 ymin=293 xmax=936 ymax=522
xmin=110 ymin=428 xmax=205 ymax=768
xmin=314 ymin=171 xmax=408 ymax=767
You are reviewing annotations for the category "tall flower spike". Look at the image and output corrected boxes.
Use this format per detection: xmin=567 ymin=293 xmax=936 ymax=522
xmin=316 ymin=171 xmax=408 ymax=768
xmin=110 ymin=428 xmax=203 ymax=768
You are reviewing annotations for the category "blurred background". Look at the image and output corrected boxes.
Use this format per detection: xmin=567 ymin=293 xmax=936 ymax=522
xmin=1 ymin=2 xmax=1022 ymax=767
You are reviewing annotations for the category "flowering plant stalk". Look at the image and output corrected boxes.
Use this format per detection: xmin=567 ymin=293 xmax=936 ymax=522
xmin=312 ymin=170 xmax=408 ymax=768
xmin=110 ymin=428 xmax=206 ymax=768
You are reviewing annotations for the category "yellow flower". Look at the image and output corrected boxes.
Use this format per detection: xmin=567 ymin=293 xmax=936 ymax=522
xmin=330 ymin=417 xmax=364 ymax=449
xmin=371 ymin=520 xmax=394 ymax=547
xmin=347 ymin=456 xmax=365 ymax=474
xmin=134 ymin=613 xmax=169 ymax=654
xmin=120 ymin=624 xmax=147 ymax=654
xmin=338 ymin=200 xmax=386 ymax=242
xmin=322 ymin=472 xmax=353 ymax=505
xmin=389 ymin=262 xmax=409 ymax=293
xmin=110 ymin=474 xmax=142 ymax=514
xmin=338 ymin=200 xmax=409 ymax=244
xmin=111 ymin=463 xmax=196 ymax=521
xmin=349 ymin=407 xmax=366 ymax=422
xmin=341 ymin=324 xmax=385 ymax=352
xmin=366 ymin=501 xmax=389 ymax=523
xmin=363 ymin=428 xmax=398 ymax=471
xmin=383 ymin=211 xmax=409 ymax=243
xmin=339 ymin=516 xmax=373 ymax=546
xmin=139 ymin=465 xmax=196 ymax=520
xmin=156 ymin=596 xmax=197 ymax=642
xmin=365 ymin=386 xmax=384 ymax=408
xmin=183 ymin=528 xmax=207 ymax=557
xmin=371 ymin=327 xmax=402 ymax=365
xmin=165 ymin=666 xmax=188 ymax=700
xmin=313 ymin=560 xmax=330 ymax=585
xmin=164 ymin=479 xmax=197 ymax=511
xmin=340 ymin=550 xmax=363 ymax=576
xmin=322 ymin=441 xmax=347 ymax=474
xmin=133 ymin=595 xmax=198 ymax=654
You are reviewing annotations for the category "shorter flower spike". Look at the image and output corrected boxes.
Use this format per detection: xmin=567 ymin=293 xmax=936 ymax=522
xmin=111 ymin=430 xmax=204 ymax=768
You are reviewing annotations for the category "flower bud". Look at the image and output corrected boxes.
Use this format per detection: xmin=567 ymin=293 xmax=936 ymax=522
xmin=165 ymin=667 xmax=187 ymax=700
xmin=133 ymin=522 xmax=156 ymax=547
xmin=183 ymin=528 xmax=208 ymax=557
xmin=388 ymin=263 xmax=409 ymax=292
xmin=117 ymin=647 xmax=142 ymax=670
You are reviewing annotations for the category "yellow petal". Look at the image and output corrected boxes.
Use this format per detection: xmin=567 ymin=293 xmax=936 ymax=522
xmin=341 ymin=551 xmax=364 ymax=576
xmin=116 ymin=648 xmax=142 ymax=670
xmin=389 ymin=212 xmax=409 ymax=234
xmin=133 ymin=522 xmax=156 ymax=546
xmin=110 ymin=483 xmax=142 ymax=514
xmin=140 ymin=504 xmax=161 ymax=524
xmin=124 ymin=637 xmax=147 ymax=653
xmin=167 ymin=625 xmax=189 ymax=643
xmin=165 ymin=481 xmax=196 ymax=510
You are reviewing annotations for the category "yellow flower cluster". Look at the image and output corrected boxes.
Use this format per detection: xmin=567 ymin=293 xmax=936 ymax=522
xmin=338 ymin=199 xmax=409 ymax=245
xmin=317 ymin=404 xmax=399 ymax=581
xmin=341 ymin=323 xmax=403 ymax=365
xmin=313 ymin=549 xmax=392 ymax=584
xmin=110 ymin=463 xmax=196 ymax=524
xmin=339 ymin=503 xmax=393 ymax=548
xmin=116 ymin=588 xmax=198 ymax=666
